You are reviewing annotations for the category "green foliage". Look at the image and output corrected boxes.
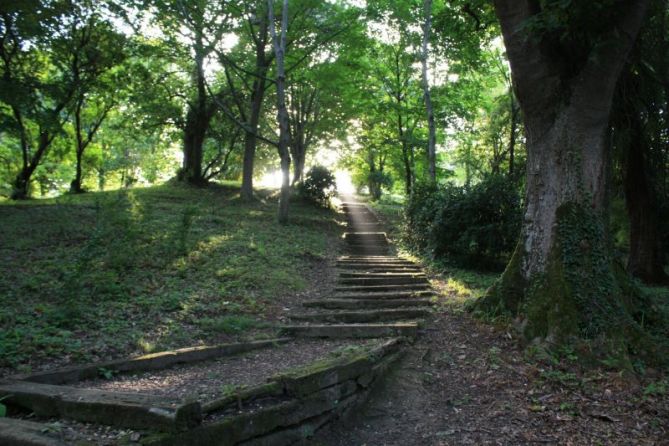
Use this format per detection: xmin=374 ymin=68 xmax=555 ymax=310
xmin=403 ymin=175 xmax=522 ymax=269
xmin=297 ymin=165 xmax=337 ymax=207
xmin=98 ymin=367 xmax=117 ymax=380
xmin=197 ymin=315 xmax=263 ymax=335
xmin=643 ymin=379 xmax=667 ymax=397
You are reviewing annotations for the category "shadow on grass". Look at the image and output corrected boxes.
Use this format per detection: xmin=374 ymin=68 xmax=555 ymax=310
xmin=0 ymin=183 xmax=340 ymax=371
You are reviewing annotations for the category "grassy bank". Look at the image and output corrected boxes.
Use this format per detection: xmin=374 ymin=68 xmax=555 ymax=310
xmin=0 ymin=184 xmax=342 ymax=373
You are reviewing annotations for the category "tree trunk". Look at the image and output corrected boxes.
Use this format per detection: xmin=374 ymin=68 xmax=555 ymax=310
xmin=269 ymin=0 xmax=292 ymax=224
xmin=71 ymin=149 xmax=84 ymax=193
xmin=624 ymin=115 xmax=669 ymax=284
xmin=508 ymin=87 xmax=517 ymax=177
xmin=420 ymin=0 xmax=437 ymax=182
xmin=240 ymin=75 xmax=266 ymax=201
xmin=182 ymin=107 xmax=208 ymax=185
xmin=12 ymin=132 xmax=51 ymax=200
xmin=181 ymin=44 xmax=209 ymax=186
xmin=291 ymin=142 xmax=305 ymax=186
xmin=70 ymin=98 xmax=85 ymax=193
xmin=478 ymin=0 xmax=651 ymax=345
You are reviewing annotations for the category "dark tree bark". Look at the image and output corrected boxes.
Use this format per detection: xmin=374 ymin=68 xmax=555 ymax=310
xmin=181 ymin=41 xmax=212 ymax=186
xmin=269 ymin=0 xmax=292 ymax=223
xmin=508 ymin=87 xmax=518 ymax=177
xmin=70 ymin=96 xmax=112 ymax=193
xmin=624 ymin=114 xmax=669 ymax=284
xmin=478 ymin=0 xmax=651 ymax=343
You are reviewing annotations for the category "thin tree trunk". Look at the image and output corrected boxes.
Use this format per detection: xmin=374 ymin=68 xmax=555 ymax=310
xmin=240 ymin=12 xmax=270 ymax=201
xmin=420 ymin=0 xmax=437 ymax=182
xmin=12 ymin=132 xmax=52 ymax=199
xmin=508 ymin=87 xmax=517 ymax=177
xmin=269 ymin=0 xmax=292 ymax=223
xmin=240 ymin=75 xmax=266 ymax=200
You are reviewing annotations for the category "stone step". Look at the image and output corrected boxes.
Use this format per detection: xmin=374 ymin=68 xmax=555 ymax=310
xmin=337 ymin=260 xmax=411 ymax=266
xmin=339 ymin=272 xmax=426 ymax=279
xmin=345 ymin=239 xmax=389 ymax=246
xmin=346 ymin=248 xmax=391 ymax=256
xmin=344 ymin=231 xmax=387 ymax=238
xmin=335 ymin=283 xmax=431 ymax=293
xmin=337 ymin=256 xmax=411 ymax=262
xmin=337 ymin=264 xmax=422 ymax=272
xmin=280 ymin=323 xmax=419 ymax=339
xmin=347 ymin=219 xmax=379 ymax=225
xmin=339 ymin=276 xmax=429 ymax=286
xmin=0 ymin=380 xmax=201 ymax=432
xmin=290 ymin=308 xmax=430 ymax=324
xmin=303 ymin=298 xmax=433 ymax=310
xmin=0 ymin=417 xmax=66 ymax=445
xmin=333 ymin=290 xmax=435 ymax=299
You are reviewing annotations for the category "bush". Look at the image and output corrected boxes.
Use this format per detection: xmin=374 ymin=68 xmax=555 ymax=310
xmin=403 ymin=175 xmax=522 ymax=270
xmin=298 ymin=165 xmax=337 ymax=207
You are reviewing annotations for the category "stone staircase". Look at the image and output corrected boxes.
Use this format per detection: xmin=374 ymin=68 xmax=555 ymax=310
xmin=281 ymin=199 xmax=435 ymax=340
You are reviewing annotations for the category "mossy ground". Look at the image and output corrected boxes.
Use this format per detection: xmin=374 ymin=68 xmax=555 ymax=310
xmin=0 ymin=183 xmax=342 ymax=373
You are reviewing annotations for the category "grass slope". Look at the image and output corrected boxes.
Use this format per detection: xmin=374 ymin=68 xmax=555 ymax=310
xmin=0 ymin=183 xmax=342 ymax=374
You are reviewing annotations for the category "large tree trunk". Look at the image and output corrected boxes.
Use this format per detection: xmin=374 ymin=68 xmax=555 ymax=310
xmin=269 ymin=0 xmax=292 ymax=224
xmin=624 ymin=115 xmax=669 ymax=284
xmin=420 ymin=0 xmax=437 ymax=182
xmin=478 ymin=0 xmax=650 ymax=344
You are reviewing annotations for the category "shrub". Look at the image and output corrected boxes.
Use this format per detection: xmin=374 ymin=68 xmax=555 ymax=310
xmin=403 ymin=175 xmax=522 ymax=270
xmin=298 ymin=165 xmax=337 ymax=207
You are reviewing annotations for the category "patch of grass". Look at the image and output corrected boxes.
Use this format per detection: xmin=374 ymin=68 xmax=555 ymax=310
xmin=643 ymin=379 xmax=668 ymax=397
xmin=198 ymin=315 xmax=264 ymax=334
xmin=0 ymin=183 xmax=341 ymax=370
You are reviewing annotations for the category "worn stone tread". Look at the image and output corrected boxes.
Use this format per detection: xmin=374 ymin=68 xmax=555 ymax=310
xmin=279 ymin=323 xmax=419 ymax=339
xmin=334 ymin=284 xmax=431 ymax=293
xmin=333 ymin=290 xmax=435 ymax=299
xmin=289 ymin=308 xmax=430 ymax=323
xmin=0 ymin=380 xmax=201 ymax=432
xmin=337 ymin=264 xmax=422 ymax=272
xmin=302 ymin=298 xmax=433 ymax=310
xmin=0 ymin=417 xmax=67 ymax=446
xmin=339 ymin=272 xmax=427 ymax=279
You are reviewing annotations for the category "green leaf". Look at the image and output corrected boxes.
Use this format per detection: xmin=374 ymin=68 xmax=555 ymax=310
xmin=0 ymin=402 xmax=7 ymax=417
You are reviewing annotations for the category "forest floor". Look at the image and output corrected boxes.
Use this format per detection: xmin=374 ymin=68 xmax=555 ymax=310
xmin=0 ymin=183 xmax=342 ymax=376
xmin=313 ymin=199 xmax=669 ymax=445
xmin=1 ymin=186 xmax=668 ymax=444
